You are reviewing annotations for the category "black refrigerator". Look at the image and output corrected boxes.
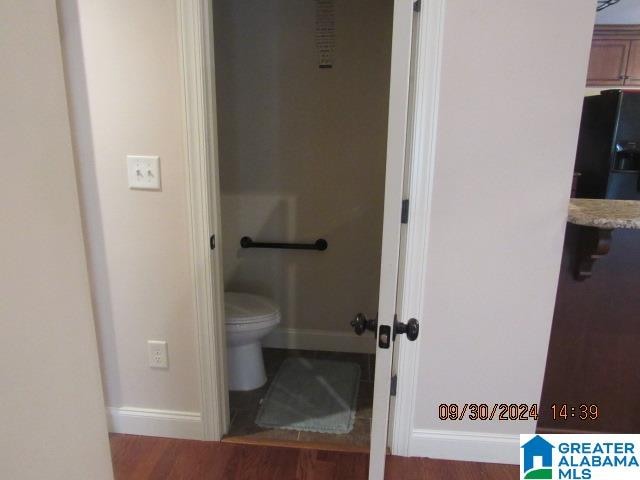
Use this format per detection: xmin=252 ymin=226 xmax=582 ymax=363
xmin=574 ymin=89 xmax=640 ymax=200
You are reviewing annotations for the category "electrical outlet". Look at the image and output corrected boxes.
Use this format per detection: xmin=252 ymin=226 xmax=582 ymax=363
xmin=127 ymin=155 xmax=161 ymax=190
xmin=147 ymin=340 xmax=168 ymax=368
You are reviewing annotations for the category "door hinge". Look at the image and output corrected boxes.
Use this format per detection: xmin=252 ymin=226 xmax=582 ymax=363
xmin=413 ymin=0 xmax=421 ymax=12
xmin=390 ymin=374 xmax=398 ymax=396
xmin=210 ymin=234 xmax=215 ymax=250
xmin=401 ymin=199 xmax=409 ymax=224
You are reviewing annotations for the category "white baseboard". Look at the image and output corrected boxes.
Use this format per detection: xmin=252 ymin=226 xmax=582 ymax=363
xmin=107 ymin=406 xmax=203 ymax=440
xmin=409 ymin=429 xmax=519 ymax=465
xmin=262 ymin=327 xmax=375 ymax=354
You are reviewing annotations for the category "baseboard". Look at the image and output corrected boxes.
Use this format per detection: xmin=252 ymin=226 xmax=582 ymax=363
xmin=107 ymin=406 xmax=203 ymax=440
xmin=409 ymin=429 xmax=519 ymax=465
xmin=262 ymin=327 xmax=375 ymax=354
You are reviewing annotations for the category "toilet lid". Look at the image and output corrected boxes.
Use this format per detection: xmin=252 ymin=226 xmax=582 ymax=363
xmin=224 ymin=292 xmax=280 ymax=325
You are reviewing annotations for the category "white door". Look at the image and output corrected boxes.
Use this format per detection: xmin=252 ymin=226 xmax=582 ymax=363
xmin=369 ymin=1 xmax=419 ymax=478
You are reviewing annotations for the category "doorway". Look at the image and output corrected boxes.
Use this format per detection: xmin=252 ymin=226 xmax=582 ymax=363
xmin=180 ymin=0 xmax=440 ymax=475
xmin=538 ymin=3 xmax=640 ymax=434
xmin=211 ymin=0 xmax=393 ymax=451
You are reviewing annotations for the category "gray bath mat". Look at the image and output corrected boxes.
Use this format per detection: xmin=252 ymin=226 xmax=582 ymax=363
xmin=255 ymin=357 xmax=360 ymax=434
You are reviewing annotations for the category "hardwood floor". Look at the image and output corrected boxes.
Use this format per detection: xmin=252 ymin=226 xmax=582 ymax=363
xmin=109 ymin=433 xmax=519 ymax=479
xmin=539 ymin=225 xmax=640 ymax=433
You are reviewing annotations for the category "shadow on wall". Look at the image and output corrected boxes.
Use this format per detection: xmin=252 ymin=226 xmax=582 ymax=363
xmin=57 ymin=0 xmax=122 ymax=406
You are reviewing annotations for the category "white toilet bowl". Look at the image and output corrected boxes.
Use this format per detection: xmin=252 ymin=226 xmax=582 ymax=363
xmin=225 ymin=292 xmax=280 ymax=391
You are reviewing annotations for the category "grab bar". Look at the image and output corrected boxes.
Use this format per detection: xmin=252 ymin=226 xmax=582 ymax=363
xmin=240 ymin=236 xmax=328 ymax=251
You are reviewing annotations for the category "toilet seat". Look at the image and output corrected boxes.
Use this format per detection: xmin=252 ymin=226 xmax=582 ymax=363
xmin=224 ymin=292 xmax=279 ymax=325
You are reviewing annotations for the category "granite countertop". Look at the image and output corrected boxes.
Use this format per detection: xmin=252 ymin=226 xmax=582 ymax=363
xmin=568 ymin=199 xmax=640 ymax=229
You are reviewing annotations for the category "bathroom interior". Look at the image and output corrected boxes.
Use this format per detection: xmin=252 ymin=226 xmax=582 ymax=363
xmin=212 ymin=0 xmax=394 ymax=449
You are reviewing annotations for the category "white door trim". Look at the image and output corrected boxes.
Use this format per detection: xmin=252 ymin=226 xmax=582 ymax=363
xmin=391 ymin=0 xmax=447 ymax=456
xmin=177 ymin=0 xmax=228 ymax=440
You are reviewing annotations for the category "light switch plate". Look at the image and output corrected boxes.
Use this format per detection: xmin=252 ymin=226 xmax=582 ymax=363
xmin=127 ymin=155 xmax=161 ymax=190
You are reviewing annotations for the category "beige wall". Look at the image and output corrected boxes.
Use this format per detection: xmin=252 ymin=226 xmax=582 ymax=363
xmin=59 ymin=0 xmax=200 ymax=414
xmin=411 ymin=0 xmax=595 ymax=454
xmin=0 ymin=1 xmax=113 ymax=478
xmin=213 ymin=0 xmax=393 ymax=340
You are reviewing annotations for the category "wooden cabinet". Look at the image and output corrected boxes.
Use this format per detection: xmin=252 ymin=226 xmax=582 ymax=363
xmin=625 ymin=40 xmax=640 ymax=85
xmin=586 ymin=25 xmax=640 ymax=87
xmin=587 ymin=39 xmax=629 ymax=85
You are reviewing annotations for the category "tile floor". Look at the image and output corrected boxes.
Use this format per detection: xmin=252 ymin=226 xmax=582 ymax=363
xmin=225 ymin=348 xmax=374 ymax=450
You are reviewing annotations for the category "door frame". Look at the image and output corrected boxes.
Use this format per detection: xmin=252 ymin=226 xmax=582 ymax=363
xmin=176 ymin=0 xmax=446 ymax=452
xmin=177 ymin=0 xmax=229 ymax=441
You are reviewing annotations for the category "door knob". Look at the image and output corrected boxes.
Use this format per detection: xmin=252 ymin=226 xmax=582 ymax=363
xmin=394 ymin=317 xmax=419 ymax=341
xmin=351 ymin=313 xmax=377 ymax=336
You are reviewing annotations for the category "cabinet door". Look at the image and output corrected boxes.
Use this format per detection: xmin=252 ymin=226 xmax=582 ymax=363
xmin=586 ymin=39 xmax=630 ymax=86
xmin=624 ymin=40 xmax=640 ymax=86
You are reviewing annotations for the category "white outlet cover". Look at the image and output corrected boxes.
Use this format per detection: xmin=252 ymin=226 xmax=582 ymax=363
xmin=127 ymin=155 xmax=161 ymax=190
xmin=147 ymin=340 xmax=168 ymax=369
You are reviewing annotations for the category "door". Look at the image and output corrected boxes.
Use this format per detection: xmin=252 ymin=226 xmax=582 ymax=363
xmin=586 ymin=39 xmax=630 ymax=86
xmin=385 ymin=0 xmax=422 ymax=453
xmin=369 ymin=1 xmax=417 ymax=478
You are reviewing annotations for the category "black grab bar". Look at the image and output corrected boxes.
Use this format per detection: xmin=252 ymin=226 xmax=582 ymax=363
xmin=240 ymin=236 xmax=328 ymax=251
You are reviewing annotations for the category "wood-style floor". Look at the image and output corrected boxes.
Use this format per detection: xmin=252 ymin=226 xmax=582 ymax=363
xmin=110 ymin=433 xmax=519 ymax=479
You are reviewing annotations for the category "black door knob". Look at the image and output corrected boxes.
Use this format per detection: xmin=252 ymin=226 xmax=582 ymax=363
xmin=394 ymin=318 xmax=419 ymax=341
xmin=351 ymin=313 xmax=377 ymax=336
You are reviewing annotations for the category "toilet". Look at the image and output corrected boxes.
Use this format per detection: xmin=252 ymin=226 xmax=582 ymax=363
xmin=225 ymin=292 xmax=280 ymax=391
